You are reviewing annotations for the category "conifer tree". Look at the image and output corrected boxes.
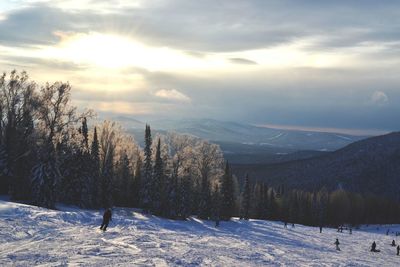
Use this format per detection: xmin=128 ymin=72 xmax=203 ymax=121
xmin=81 ymin=117 xmax=89 ymax=148
xmin=166 ymin=173 xmax=179 ymax=218
xmin=116 ymin=152 xmax=131 ymax=207
xmin=79 ymin=117 xmax=95 ymax=208
xmin=242 ymin=174 xmax=251 ymax=220
xmin=178 ymin=176 xmax=192 ymax=220
xmin=100 ymin=146 xmax=113 ymax=208
xmin=198 ymin=174 xmax=211 ymax=220
xmin=151 ymin=138 xmax=164 ymax=214
xmin=262 ymin=183 xmax=269 ymax=219
xmin=220 ymin=162 xmax=235 ymax=220
xmin=212 ymin=184 xmax=221 ymax=222
xmin=141 ymin=124 xmax=152 ymax=213
xmin=91 ymin=127 xmax=100 ymax=207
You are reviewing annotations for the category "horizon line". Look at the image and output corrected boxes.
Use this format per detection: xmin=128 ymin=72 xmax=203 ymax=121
xmin=256 ymin=123 xmax=391 ymax=136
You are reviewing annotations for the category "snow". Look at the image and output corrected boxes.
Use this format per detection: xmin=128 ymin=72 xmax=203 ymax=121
xmin=268 ymin=133 xmax=285 ymax=140
xmin=1 ymin=199 xmax=400 ymax=266
xmin=335 ymin=135 xmax=353 ymax=141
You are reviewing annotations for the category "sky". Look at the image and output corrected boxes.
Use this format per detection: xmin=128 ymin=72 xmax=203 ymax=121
xmin=0 ymin=0 xmax=399 ymax=134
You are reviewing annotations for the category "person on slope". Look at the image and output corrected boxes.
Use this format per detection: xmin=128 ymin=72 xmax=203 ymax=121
xmin=370 ymin=241 xmax=380 ymax=252
xmin=391 ymin=240 xmax=396 ymax=247
xmin=100 ymin=208 xmax=112 ymax=231
xmin=334 ymin=238 xmax=340 ymax=251
xmin=397 ymin=245 xmax=400 ymax=255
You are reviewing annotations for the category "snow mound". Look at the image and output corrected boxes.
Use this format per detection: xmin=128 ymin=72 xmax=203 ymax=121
xmin=1 ymin=200 xmax=399 ymax=266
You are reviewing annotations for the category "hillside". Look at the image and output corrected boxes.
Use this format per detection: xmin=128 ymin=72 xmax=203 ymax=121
xmin=1 ymin=199 xmax=400 ymax=266
xmin=232 ymin=132 xmax=400 ymax=199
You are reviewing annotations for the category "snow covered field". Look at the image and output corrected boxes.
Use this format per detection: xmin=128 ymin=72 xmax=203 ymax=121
xmin=1 ymin=199 xmax=399 ymax=266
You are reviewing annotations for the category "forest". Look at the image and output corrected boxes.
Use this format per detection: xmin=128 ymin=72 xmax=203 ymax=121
xmin=1 ymin=70 xmax=399 ymax=227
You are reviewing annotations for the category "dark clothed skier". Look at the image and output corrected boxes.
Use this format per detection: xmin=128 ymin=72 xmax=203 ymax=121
xmin=349 ymin=228 xmax=352 ymax=235
xmin=397 ymin=245 xmax=400 ymax=255
xmin=371 ymin=241 xmax=379 ymax=252
xmin=334 ymin=238 xmax=340 ymax=251
xmin=391 ymin=240 xmax=396 ymax=246
xmin=319 ymin=226 xmax=322 ymax=233
xmin=284 ymin=222 xmax=287 ymax=228
xmin=100 ymin=208 xmax=112 ymax=231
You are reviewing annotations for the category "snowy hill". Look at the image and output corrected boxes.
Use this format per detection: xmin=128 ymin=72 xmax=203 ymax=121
xmin=1 ymin=200 xmax=400 ymax=266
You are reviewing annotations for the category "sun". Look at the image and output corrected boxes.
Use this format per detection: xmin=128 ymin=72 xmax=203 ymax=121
xmin=55 ymin=32 xmax=149 ymax=69
xmin=42 ymin=32 xmax=222 ymax=71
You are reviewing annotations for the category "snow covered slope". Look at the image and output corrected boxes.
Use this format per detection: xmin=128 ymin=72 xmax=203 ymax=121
xmin=1 ymin=200 xmax=399 ymax=266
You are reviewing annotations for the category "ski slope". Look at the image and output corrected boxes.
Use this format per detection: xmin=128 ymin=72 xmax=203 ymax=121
xmin=1 ymin=199 xmax=399 ymax=266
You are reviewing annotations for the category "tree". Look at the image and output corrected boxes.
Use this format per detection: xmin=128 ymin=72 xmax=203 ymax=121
xmin=195 ymin=141 xmax=223 ymax=220
xmin=32 ymin=81 xmax=90 ymax=208
xmin=198 ymin=170 xmax=212 ymax=220
xmin=0 ymin=71 xmax=36 ymax=200
xmin=178 ymin=176 xmax=192 ymax=220
xmin=98 ymin=121 xmax=120 ymax=208
xmin=91 ymin=126 xmax=100 ymax=207
xmin=79 ymin=117 xmax=95 ymax=208
xmin=141 ymin=124 xmax=152 ymax=213
xmin=212 ymin=184 xmax=221 ymax=223
xmin=81 ymin=117 xmax=89 ymax=148
xmin=328 ymin=189 xmax=351 ymax=226
xmin=220 ymin=162 xmax=236 ymax=220
xmin=115 ymin=151 xmax=131 ymax=207
xmin=131 ymin=156 xmax=141 ymax=207
xmin=151 ymin=138 xmax=164 ymax=215
xmin=241 ymin=174 xmax=251 ymax=220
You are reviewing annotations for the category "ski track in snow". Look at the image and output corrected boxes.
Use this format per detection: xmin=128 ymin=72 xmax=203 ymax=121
xmin=1 ymin=200 xmax=400 ymax=266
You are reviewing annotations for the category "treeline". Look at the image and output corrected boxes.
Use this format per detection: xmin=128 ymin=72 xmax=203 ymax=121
xmin=1 ymin=70 xmax=399 ymax=226
xmin=0 ymin=71 xmax=230 ymax=220
xmin=239 ymin=178 xmax=400 ymax=226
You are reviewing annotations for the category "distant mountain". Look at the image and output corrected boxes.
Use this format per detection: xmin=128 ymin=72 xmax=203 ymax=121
xmin=231 ymin=132 xmax=400 ymax=199
xmin=113 ymin=117 xmax=367 ymax=151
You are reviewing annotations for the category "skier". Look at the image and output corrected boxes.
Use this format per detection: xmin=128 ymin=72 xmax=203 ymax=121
xmin=349 ymin=228 xmax=352 ymax=234
xmin=319 ymin=226 xmax=322 ymax=233
xmin=391 ymin=240 xmax=396 ymax=247
xmin=284 ymin=222 xmax=287 ymax=228
xmin=215 ymin=217 xmax=220 ymax=228
xmin=370 ymin=241 xmax=380 ymax=252
xmin=100 ymin=208 xmax=112 ymax=231
xmin=397 ymin=245 xmax=400 ymax=256
xmin=334 ymin=238 xmax=340 ymax=251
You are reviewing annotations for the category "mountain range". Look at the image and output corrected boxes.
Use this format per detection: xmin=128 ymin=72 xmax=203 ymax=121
xmin=108 ymin=116 xmax=368 ymax=164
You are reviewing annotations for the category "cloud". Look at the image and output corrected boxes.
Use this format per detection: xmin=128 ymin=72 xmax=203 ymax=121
xmin=370 ymin=91 xmax=389 ymax=105
xmin=154 ymin=89 xmax=191 ymax=103
xmin=2 ymin=0 xmax=399 ymax=53
xmin=229 ymin=58 xmax=258 ymax=65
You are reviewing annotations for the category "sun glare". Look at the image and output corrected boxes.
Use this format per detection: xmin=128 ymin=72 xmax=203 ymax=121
xmin=42 ymin=32 xmax=227 ymax=71
xmin=32 ymin=32 xmax=356 ymax=75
